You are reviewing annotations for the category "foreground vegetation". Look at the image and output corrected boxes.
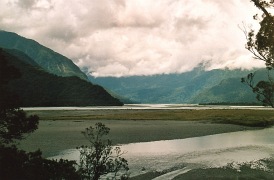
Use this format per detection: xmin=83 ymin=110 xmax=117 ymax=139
xmin=241 ymin=0 xmax=274 ymax=108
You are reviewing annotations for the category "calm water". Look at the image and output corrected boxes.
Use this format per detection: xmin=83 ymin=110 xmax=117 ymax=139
xmin=51 ymin=127 xmax=274 ymax=178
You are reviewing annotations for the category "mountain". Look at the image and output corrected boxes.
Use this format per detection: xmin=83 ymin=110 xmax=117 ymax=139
xmin=0 ymin=48 xmax=123 ymax=106
xmin=190 ymin=69 xmax=271 ymax=104
xmin=0 ymin=30 xmax=88 ymax=81
xmin=190 ymin=77 xmax=257 ymax=104
xmin=89 ymin=67 xmax=256 ymax=104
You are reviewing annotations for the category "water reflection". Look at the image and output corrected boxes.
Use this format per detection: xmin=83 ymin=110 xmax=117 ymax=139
xmin=50 ymin=127 xmax=274 ymax=177
xmin=122 ymin=127 xmax=274 ymax=156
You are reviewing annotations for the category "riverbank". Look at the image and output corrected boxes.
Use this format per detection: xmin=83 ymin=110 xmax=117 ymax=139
xmin=25 ymin=108 xmax=274 ymax=127
xmin=19 ymin=108 xmax=269 ymax=157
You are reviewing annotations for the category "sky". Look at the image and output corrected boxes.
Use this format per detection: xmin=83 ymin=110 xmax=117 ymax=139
xmin=0 ymin=0 xmax=266 ymax=77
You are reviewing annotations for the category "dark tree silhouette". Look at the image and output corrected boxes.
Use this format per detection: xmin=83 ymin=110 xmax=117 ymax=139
xmin=77 ymin=123 xmax=129 ymax=180
xmin=242 ymin=0 xmax=274 ymax=107
xmin=0 ymin=146 xmax=80 ymax=180
xmin=0 ymin=48 xmax=39 ymax=144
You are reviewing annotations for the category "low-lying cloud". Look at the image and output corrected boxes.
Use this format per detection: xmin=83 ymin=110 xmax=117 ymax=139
xmin=0 ymin=0 xmax=265 ymax=77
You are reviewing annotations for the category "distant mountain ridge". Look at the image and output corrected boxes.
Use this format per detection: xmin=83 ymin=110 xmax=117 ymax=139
xmin=0 ymin=30 xmax=88 ymax=81
xmin=89 ymin=67 xmax=259 ymax=104
xmin=1 ymin=48 xmax=123 ymax=106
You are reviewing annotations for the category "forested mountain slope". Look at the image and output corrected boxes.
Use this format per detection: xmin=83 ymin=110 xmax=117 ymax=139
xmin=0 ymin=30 xmax=88 ymax=81
xmin=0 ymin=48 xmax=122 ymax=106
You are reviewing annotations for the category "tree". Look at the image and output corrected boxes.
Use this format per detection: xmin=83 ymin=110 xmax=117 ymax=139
xmin=77 ymin=123 xmax=129 ymax=180
xmin=241 ymin=0 xmax=274 ymax=107
xmin=0 ymin=48 xmax=39 ymax=144
xmin=0 ymin=146 xmax=81 ymax=180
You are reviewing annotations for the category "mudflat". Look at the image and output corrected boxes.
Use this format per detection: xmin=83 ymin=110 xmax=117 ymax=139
xmin=18 ymin=109 xmax=265 ymax=157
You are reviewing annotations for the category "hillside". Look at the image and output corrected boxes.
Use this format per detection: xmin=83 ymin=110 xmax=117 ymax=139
xmin=0 ymin=30 xmax=88 ymax=81
xmin=89 ymin=67 xmax=256 ymax=104
xmin=0 ymin=48 xmax=123 ymax=106
xmin=190 ymin=69 xmax=271 ymax=104
xmin=190 ymin=77 xmax=257 ymax=104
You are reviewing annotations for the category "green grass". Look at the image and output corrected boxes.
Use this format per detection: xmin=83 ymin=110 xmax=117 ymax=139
xmin=27 ymin=109 xmax=274 ymax=127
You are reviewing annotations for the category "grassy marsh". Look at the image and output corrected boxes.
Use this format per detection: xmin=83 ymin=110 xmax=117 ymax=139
xmin=27 ymin=109 xmax=274 ymax=127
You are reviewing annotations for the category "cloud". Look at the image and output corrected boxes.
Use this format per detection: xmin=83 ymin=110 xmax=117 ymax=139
xmin=15 ymin=0 xmax=37 ymax=9
xmin=0 ymin=0 xmax=264 ymax=77
xmin=14 ymin=0 xmax=53 ymax=10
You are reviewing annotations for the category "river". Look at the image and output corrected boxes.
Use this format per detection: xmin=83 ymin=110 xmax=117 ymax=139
xmin=50 ymin=126 xmax=274 ymax=179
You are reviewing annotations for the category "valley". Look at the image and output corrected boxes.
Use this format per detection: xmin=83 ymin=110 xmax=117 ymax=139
xmin=88 ymin=67 xmax=262 ymax=104
xmin=2 ymin=0 xmax=274 ymax=179
xmin=1 ymin=30 xmax=274 ymax=179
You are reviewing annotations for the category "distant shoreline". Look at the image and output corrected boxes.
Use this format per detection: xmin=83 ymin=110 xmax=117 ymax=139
xmin=22 ymin=104 xmax=272 ymax=111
